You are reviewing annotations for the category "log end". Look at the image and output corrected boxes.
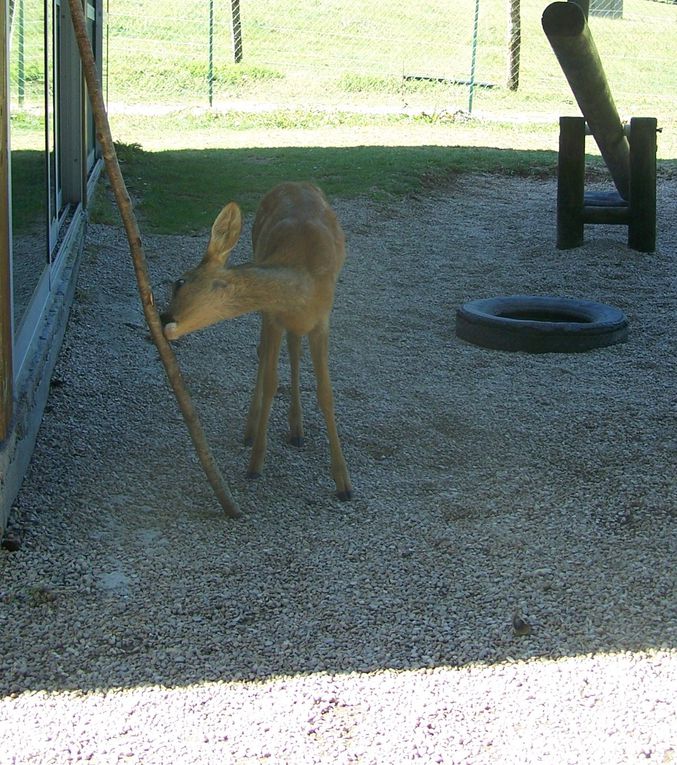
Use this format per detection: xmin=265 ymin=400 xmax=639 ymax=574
xmin=542 ymin=1 xmax=586 ymax=37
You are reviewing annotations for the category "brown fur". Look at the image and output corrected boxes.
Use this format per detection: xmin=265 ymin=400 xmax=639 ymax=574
xmin=162 ymin=182 xmax=352 ymax=500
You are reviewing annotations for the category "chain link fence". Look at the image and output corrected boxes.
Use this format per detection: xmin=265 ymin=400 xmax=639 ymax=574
xmin=99 ymin=0 xmax=675 ymax=124
xmin=8 ymin=0 xmax=46 ymax=113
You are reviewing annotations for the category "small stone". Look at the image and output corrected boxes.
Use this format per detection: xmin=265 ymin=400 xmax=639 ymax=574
xmin=512 ymin=611 xmax=533 ymax=636
xmin=1 ymin=534 xmax=21 ymax=552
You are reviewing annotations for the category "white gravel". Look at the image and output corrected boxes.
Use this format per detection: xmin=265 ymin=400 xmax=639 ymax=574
xmin=0 ymin=173 xmax=675 ymax=764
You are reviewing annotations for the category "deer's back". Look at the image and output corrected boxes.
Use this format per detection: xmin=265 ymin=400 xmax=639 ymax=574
xmin=252 ymin=182 xmax=345 ymax=280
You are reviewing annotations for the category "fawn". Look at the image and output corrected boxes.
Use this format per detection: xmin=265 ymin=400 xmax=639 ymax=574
xmin=161 ymin=181 xmax=352 ymax=501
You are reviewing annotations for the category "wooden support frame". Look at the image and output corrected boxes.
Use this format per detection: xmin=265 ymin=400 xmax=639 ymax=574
xmin=543 ymin=2 xmax=630 ymax=200
xmin=628 ymin=117 xmax=657 ymax=253
xmin=556 ymin=115 xmax=657 ymax=252
xmin=557 ymin=116 xmax=586 ymax=249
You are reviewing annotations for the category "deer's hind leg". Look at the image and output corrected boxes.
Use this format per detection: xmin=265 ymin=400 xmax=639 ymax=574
xmin=308 ymin=321 xmax=352 ymax=501
xmin=287 ymin=332 xmax=304 ymax=447
xmin=245 ymin=315 xmax=284 ymax=479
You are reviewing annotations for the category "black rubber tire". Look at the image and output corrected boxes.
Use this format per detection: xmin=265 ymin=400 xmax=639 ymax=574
xmin=455 ymin=295 xmax=629 ymax=353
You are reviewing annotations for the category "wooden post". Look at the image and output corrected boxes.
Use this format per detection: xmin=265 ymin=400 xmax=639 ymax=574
xmin=542 ymin=1 xmax=630 ymax=200
xmin=1 ymin=1 xmax=13 ymax=442
xmin=628 ymin=117 xmax=657 ymax=252
xmin=506 ymin=0 xmax=521 ymax=91
xmin=231 ymin=0 xmax=243 ymax=63
xmin=557 ymin=116 xmax=586 ymax=249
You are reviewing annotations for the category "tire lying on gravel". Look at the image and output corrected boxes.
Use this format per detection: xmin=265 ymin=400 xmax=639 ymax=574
xmin=455 ymin=295 xmax=629 ymax=353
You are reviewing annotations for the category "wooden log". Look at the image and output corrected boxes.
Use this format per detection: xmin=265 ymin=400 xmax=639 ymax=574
xmin=542 ymin=1 xmax=630 ymax=200
xmin=628 ymin=117 xmax=657 ymax=252
xmin=568 ymin=0 xmax=590 ymax=19
xmin=582 ymin=205 xmax=630 ymax=224
xmin=557 ymin=116 xmax=585 ymax=249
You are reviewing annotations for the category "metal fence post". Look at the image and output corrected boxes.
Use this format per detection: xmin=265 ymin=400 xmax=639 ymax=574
xmin=208 ymin=0 xmax=214 ymax=105
xmin=17 ymin=0 xmax=24 ymax=106
xmin=468 ymin=0 xmax=480 ymax=113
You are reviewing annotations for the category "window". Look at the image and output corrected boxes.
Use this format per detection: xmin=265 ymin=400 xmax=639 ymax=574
xmin=9 ymin=0 xmax=102 ymax=380
xmin=9 ymin=0 xmax=49 ymax=331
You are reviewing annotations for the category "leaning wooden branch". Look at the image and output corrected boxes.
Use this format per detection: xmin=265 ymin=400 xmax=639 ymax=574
xmin=67 ymin=0 xmax=239 ymax=517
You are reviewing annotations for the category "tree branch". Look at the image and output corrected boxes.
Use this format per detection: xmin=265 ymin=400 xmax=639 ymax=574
xmin=67 ymin=0 xmax=239 ymax=517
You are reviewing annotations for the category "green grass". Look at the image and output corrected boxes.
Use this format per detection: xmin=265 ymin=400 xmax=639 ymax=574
xmin=104 ymin=0 xmax=677 ymax=126
xmin=10 ymin=0 xmax=676 ymax=233
xmin=97 ymin=141 xmax=561 ymax=234
xmin=110 ymin=107 xmax=471 ymax=136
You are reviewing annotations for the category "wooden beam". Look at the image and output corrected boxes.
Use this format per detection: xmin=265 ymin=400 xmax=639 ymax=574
xmin=628 ymin=117 xmax=657 ymax=252
xmin=582 ymin=205 xmax=630 ymax=224
xmin=557 ymin=116 xmax=585 ymax=249
xmin=543 ymin=1 xmax=630 ymax=200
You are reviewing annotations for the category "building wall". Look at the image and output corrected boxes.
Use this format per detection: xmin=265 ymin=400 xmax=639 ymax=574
xmin=0 ymin=212 xmax=85 ymax=531
xmin=1 ymin=0 xmax=103 ymax=534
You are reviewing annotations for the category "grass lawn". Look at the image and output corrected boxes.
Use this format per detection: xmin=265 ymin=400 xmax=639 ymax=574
xmin=10 ymin=0 xmax=675 ymax=231
xmin=86 ymin=106 xmax=673 ymax=235
xmin=104 ymin=0 xmax=677 ymax=125
xmin=12 ymin=107 xmax=676 ymax=235
xmin=97 ymin=139 xmax=561 ymax=233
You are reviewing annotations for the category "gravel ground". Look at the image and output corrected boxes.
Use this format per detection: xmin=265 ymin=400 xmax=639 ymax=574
xmin=1 ymin=173 xmax=675 ymax=764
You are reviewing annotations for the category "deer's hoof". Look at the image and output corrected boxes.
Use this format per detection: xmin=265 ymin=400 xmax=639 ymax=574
xmin=289 ymin=436 xmax=305 ymax=448
xmin=246 ymin=471 xmax=261 ymax=481
xmin=336 ymin=489 xmax=352 ymax=502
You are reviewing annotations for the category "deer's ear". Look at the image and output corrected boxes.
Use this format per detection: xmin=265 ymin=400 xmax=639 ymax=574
xmin=203 ymin=202 xmax=242 ymax=265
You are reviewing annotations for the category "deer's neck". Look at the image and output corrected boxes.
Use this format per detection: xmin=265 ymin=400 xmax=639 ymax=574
xmin=227 ymin=264 xmax=311 ymax=316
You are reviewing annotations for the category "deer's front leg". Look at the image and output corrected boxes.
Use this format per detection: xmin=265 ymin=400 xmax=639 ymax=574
xmin=247 ymin=315 xmax=283 ymax=479
xmin=308 ymin=322 xmax=352 ymax=501
xmin=287 ymin=332 xmax=304 ymax=447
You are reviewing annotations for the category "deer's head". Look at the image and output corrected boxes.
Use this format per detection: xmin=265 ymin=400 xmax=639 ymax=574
xmin=161 ymin=202 xmax=243 ymax=340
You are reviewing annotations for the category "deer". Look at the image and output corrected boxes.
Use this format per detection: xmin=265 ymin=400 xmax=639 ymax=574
xmin=161 ymin=181 xmax=352 ymax=501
